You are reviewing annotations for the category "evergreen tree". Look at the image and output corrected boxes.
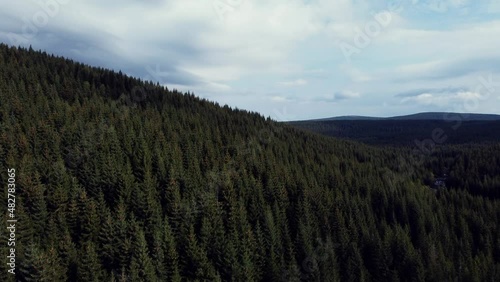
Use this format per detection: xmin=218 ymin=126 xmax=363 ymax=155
xmin=77 ymin=242 xmax=103 ymax=282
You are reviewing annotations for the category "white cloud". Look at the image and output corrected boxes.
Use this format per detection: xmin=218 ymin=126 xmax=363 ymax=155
xmin=278 ymin=79 xmax=308 ymax=87
xmin=335 ymin=90 xmax=361 ymax=100
xmin=401 ymin=91 xmax=484 ymax=107
xmin=2 ymin=0 xmax=500 ymax=119
xmin=270 ymin=96 xmax=288 ymax=102
xmin=376 ymin=21 xmax=500 ymax=65
xmin=402 ymin=93 xmax=434 ymax=105
xmin=2 ymin=0 xmax=328 ymax=84
xmin=341 ymin=65 xmax=373 ymax=82
xmin=394 ymin=60 xmax=444 ymax=77
xmin=419 ymin=0 xmax=470 ymax=13
xmin=304 ymin=90 xmax=361 ymax=103
xmin=488 ymin=0 xmax=500 ymax=13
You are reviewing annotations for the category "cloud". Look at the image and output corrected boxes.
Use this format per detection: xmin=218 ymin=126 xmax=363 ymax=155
xmin=1 ymin=0 xmax=500 ymax=119
xmin=368 ymin=19 xmax=500 ymax=77
xmin=379 ymin=56 xmax=500 ymax=85
xmin=314 ymin=90 xmax=361 ymax=103
xmin=396 ymin=87 xmax=465 ymax=97
xmin=341 ymin=65 xmax=373 ymax=82
xmin=270 ymin=96 xmax=289 ymax=102
xmin=278 ymin=79 xmax=308 ymax=87
xmin=402 ymin=93 xmax=434 ymax=105
xmin=488 ymin=0 xmax=500 ymax=13
xmin=422 ymin=0 xmax=470 ymax=13
xmin=1 ymin=0 xmax=324 ymax=88
xmin=400 ymin=90 xmax=484 ymax=107
xmin=139 ymin=64 xmax=206 ymax=87
xmin=335 ymin=90 xmax=361 ymax=100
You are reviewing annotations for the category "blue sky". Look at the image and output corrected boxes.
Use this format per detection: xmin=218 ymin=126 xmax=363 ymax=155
xmin=2 ymin=0 xmax=500 ymax=120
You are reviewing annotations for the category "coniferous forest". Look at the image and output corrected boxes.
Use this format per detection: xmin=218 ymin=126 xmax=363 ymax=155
xmin=0 ymin=44 xmax=499 ymax=281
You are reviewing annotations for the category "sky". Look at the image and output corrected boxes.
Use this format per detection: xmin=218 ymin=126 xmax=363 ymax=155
xmin=1 ymin=0 xmax=500 ymax=121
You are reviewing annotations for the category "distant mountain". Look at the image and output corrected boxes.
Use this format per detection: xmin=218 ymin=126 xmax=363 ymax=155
xmin=315 ymin=112 xmax=500 ymax=122
xmin=288 ymin=112 xmax=500 ymax=146
xmin=387 ymin=112 xmax=500 ymax=121
xmin=318 ymin=115 xmax=383 ymax=121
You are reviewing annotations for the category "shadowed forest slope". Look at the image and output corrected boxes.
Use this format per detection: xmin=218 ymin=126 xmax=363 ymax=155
xmin=289 ymin=119 xmax=500 ymax=146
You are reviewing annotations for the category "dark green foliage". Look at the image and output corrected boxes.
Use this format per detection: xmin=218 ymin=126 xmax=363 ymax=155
xmin=0 ymin=43 xmax=499 ymax=281
xmin=290 ymin=119 xmax=500 ymax=146
xmin=77 ymin=242 xmax=102 ymax=282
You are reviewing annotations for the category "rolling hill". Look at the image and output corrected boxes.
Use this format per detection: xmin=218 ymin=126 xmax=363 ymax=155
xmin=315 ymin=112 xmax=500 ymax=121
xmin=289 ymin=113 xmax=500 ymax=146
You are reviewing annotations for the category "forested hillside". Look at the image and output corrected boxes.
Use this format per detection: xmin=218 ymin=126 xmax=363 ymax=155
xmin=0 ymin=44 xmax=499 ymax=281
xmin=289 ymin=119 xmax=500 ymax=146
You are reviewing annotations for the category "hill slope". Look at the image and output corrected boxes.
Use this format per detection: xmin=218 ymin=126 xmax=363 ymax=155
xmin=319 ymin=112 xmax=500 ymax=121
xmin=289 ymin=119 xmax=500 ymax=146
xmin=1 ymin=44 xmax=499 ymax=281
xmin=388 ymin=112 xmax=500 ymax=121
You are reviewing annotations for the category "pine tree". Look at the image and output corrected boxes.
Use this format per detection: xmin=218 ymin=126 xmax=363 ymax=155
xmin=183 ymin=225 xmax=217 ymax=280
xmin=98 ymin=211 xmax=116 ymax=271
xmin=58 ymin=228 xmax=78 ymax=280
xmin=163 ymin=217 xmax=182 ymax=282
xmin=130 ymin=228 xmax=157 ymax=281
xmin=77 ymin=242 xmax=103 ymax=282
xmin=39 ymin=246 xmax=67 ymax=281
xmin=17 ymin=243 xmax=42 ymax=281
xmin=80 ymin=196 xmax=100 ymax=243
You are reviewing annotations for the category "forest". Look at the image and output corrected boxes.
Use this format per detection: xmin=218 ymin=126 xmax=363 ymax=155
xmin=289 ymin=119 xmax=500 ymax=146
xmin=0 ymin=44 xmax=499 ymax=281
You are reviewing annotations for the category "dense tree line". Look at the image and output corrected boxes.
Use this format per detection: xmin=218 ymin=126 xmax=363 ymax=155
xmin=290 ymin=120 xmax=500 ymax=146
xmin=0 ymin=44 xmax=499 ymax=281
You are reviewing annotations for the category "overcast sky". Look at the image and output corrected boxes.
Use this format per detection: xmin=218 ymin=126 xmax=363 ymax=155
xmin=2 ymin=0 xmax=500 ymax=120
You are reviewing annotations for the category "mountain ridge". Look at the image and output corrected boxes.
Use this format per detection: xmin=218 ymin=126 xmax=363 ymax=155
xmin=298 ymin=112 xmax=500 ymax=122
